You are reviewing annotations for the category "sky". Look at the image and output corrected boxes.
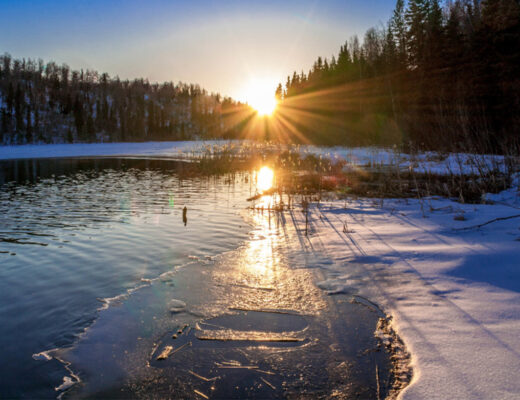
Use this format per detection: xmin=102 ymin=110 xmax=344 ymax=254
xmin=0 ymin=0 xmax=395 ymax=102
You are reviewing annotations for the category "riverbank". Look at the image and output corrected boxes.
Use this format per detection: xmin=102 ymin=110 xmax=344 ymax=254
xmin=278 ymin=186 xmax=520 ymax=399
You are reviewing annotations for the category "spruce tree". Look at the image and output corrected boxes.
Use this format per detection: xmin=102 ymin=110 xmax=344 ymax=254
xmin=390 ymin=0 xmax=407 ymax=67
xmin=405 ymin=0 xmax=430 ymax=68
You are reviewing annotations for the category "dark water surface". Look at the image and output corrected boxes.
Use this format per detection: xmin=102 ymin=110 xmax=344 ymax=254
xmin=0 ymin=158 xmax=391 ymax=399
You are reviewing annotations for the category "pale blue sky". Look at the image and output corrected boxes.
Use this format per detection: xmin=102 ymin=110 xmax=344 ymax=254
xmin=0 ymin=0 xmax=396 ymax=100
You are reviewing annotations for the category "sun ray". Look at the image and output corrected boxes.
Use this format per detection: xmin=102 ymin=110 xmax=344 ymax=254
xmin=272 ymin=113 xmax=312 ymax=144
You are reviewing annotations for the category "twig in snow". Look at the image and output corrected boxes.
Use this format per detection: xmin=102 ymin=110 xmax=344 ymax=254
xmin=453 ymin=214 xmax=520 ymax=231
xmin=343 ymin=219 xmax=349 ymax=233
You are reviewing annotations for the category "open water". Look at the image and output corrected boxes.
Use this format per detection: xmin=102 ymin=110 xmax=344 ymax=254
xmin=0 ymin=158 xmax=391 ymax=399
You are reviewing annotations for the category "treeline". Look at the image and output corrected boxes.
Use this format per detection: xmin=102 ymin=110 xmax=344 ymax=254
xmin=0 ymin=55 xmax=253 ymax=144
xmin=277 ymin=0 xmax=520 ymax=152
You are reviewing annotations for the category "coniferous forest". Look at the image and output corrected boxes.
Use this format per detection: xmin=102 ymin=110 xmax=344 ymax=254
xmin=277 ymin=0 xmax=520 ymax=153
xmin=1 ymin=0 xmax=519 ymax=153
xmin=0 ymin=56 xmax=252 ymax=145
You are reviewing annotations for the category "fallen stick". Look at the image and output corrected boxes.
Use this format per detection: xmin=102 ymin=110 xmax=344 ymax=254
xmin=453 ymin=214 xmax=520 ymax=231
xmin=193 ymin=389 xmax=209 ymax=399
xmin=260 ymin=377 xmax=276 ymax=390
xmin=228 ymin=307 xmax=302 ymax=316
xmin=156 ymin=346 xmax=173 ymax=361
xmin=215 ymin=363 xmax=258 ymax=370
xmin=256 ymin=369 xmax=275 ymax=376
xmin=171 ymin=341 xmax=192 ymax=355
xmin=188 ymin=370 xmax=218 ymax=382
xmin=228 ymin=283 xmax=275 ymax=291
xmin=196 ymin=335 xmax=303 ymax=342
xmin=156 ymin=341 xmax=191 ymax=361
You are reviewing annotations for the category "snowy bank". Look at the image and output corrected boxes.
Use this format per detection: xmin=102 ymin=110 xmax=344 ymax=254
xmin=306 ymin=145 xmax=512 ymax=176
xmin=1 ymin=142 xmax=513 ymax=178
xmin=278 ymin=185 xmax=520 ymax=399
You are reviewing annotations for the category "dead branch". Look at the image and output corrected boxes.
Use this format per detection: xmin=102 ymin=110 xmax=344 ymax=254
xmin=453 ymin=214 xmax=520 ymax=231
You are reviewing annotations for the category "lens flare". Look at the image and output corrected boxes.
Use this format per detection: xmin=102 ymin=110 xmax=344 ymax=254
xmin=257 ymin=166 xmax=274 ymax=192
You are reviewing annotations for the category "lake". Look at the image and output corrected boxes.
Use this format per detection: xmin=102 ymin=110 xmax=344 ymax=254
xmin=0 ymin=158 xmax=391 ymax=399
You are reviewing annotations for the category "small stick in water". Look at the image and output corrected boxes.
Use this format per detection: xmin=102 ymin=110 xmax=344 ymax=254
xmin=171 ymin=341 xmax=192 ymax=355
xmin=256 ymin=369 xmax=276 ymax=376
xmin=183 ymin=206 xmax=188 ymax=226
xmin=194 ymin=389 xmax=209 ymax=399
xmin=260 ymin=377 xmax=276 ymax=390
xmin=156 ymin=346 xmax=173 ymax=360
xmin=188 ymin=370 xmax=218 ymax=382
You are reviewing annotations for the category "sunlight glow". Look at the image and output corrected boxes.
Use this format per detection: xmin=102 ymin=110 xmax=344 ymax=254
xmin=252 ymin=96 xmax=277 ymax=116
xmin=257 ymin=166 xmax=274 ymax=192
xmin=240 ymin=79 xmax=278 ymax=116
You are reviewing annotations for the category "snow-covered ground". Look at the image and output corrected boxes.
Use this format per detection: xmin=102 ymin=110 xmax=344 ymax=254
xmin=306 ymin=145 xmax=511 ymax=176
xmin=276 ymin=183 xmax=520 ymax=399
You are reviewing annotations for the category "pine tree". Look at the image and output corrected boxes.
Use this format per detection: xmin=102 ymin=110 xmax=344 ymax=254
xmin=25 ymin=105 xmax=32 ymax=143
xmin=73 ymin=95 xmax=84 ymax=138
xmin=426 ymin=0 xmax=444 ymax=68
xmin=405 ymin=0 xmax=430 ymax=68
xmin=275 ymin=83 xmax=283 ymax=101
xmin=390 ymin=0 xmax=407 ymax=66
xmin=14 ymin=83 xmax=24 ymax=134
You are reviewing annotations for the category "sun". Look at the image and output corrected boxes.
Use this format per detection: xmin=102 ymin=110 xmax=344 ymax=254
xmin=240 ymin=78 xmax=278 ymax=116
xmin=251 ymin=95 xmax=277 ymax=116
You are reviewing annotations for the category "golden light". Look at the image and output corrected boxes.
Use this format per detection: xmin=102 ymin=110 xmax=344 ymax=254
xmin=251 ymin=96 xmax=277 ymax=116
xmin=257 ymin=166 xmax=274 ymax=192
xmin=239 ymin=79 xmax=278 ymax=116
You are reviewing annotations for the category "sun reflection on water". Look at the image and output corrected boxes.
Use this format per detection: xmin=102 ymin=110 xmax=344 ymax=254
xmin=256 ymin=166 xmax=274 ymax=192
xmin=209 ymin=195 xmax=326 ymax=315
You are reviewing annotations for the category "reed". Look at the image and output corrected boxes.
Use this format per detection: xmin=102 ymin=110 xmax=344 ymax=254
xmin=179 ymin=142 xmax=519 ymax=205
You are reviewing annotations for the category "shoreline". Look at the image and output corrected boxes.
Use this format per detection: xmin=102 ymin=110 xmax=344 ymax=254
xmin=258 ymin=204 xmax=414 ymax=398
xmin=5 ymin=147 xmax=519 ymax=398
xmin=41 ymin=201 xmax=399 ymax=399
xmin=30 ymin=219 xmax=254 ymax=399
xmin=286 ymin=196 xmax=520 ymax=399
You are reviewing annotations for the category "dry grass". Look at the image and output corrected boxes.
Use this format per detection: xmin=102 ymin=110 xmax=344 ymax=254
xmin=179 ymin=142 xmax=519 ymax=205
